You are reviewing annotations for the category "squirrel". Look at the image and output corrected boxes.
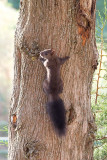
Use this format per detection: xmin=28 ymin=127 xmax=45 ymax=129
xmin=39 ymin=49 xmax=69 ymax=136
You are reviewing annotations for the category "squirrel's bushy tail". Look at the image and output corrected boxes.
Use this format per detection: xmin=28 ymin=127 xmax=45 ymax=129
xmin=46 ymin=98 xmax=66 ymax=136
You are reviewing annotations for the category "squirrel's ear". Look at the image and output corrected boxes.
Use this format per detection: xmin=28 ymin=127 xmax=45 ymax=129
xmin=59 ymin=56 xmax=70 ymax=65
xmin=51 ymin=50 xmax=55 ymax=55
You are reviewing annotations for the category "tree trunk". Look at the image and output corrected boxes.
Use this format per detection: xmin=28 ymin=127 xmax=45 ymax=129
xmin=8 ymin=0 xmax=98 ymax=159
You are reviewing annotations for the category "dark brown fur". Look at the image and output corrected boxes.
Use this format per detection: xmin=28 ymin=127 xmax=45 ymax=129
xmin=39 ymin=49 xmax=69 ymax=136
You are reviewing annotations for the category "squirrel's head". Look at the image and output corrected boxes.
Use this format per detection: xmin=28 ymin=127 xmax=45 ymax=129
xmin=39 ymin=49 xmax=70 ymax=68
xmin=39 ymin=49 xmax=55 ymax=61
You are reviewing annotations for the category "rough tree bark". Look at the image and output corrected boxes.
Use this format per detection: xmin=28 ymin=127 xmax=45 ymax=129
xmin=9 ymin=0 xmax=98 ymax=160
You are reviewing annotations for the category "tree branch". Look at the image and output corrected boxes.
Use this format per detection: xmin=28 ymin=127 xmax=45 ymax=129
xmin=95 ymin=137 xmax=107 ymax=141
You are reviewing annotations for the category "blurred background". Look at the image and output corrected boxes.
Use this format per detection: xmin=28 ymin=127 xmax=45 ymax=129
xmin=0 ymin=0 xmax=107 ymax=160
xmin=0 ymin=0 xmax=19 ymax=159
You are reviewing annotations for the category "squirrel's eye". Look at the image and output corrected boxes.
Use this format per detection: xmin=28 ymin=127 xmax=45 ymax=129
xmin=45 ymin=53 xmax=48 ymax=55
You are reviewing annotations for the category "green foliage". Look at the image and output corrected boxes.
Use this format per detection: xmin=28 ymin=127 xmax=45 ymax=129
xmin=0 ymin=125 xmax=8 ymax=134
xmin=0 ymin=140 xmax=8 ymax=147
xmin=92 ymin=0 xmax=107 ymax=159
xmin=94 ymin=143 xmax=107 ymax=160
xmin=96 ymin=0 xmax=107 ymax=40
xmin=8 ymin=0 xmax=20 ymax=9
xmin=96 ymin=0 xmax=107 ymax=42
xmin=0 ymin=121 xmax=8 ymax=137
